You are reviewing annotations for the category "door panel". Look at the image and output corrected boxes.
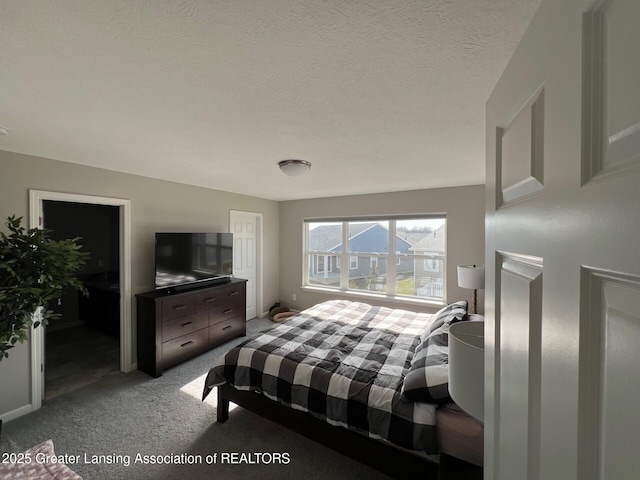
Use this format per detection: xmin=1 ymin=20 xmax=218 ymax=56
xmin=583 ymin=0 xmax=640 ymax=182
xmin=497 ymin=255 xmax=542 ymax=480
xmin=578 ymin=269 xmax=640 ymax=480
xmin=498 ymin=86 xmax=544 ymax=206
xmin=597 ymin=281 xmax=640 ymax=479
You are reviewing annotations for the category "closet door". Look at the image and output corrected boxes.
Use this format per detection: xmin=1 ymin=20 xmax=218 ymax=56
xmin=230 ymin=210 xmax=260 ymax=320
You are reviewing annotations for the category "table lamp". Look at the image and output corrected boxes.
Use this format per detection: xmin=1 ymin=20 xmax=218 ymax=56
xmin=457 ymin=264 xmax=485 ymax=314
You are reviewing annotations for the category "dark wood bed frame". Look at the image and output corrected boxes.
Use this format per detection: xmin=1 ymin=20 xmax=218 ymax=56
xmin=217 ymin=384 xmax=483 ymax=480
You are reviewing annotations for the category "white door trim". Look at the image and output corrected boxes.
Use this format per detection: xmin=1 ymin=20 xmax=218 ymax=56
xmin=29 ymin=190 xmax=133 ymax=410
xmin=229 ymin=210 xmax=263 ymax=318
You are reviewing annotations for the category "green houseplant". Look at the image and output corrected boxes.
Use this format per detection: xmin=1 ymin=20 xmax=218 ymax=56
xmin=0 ymin=215 xmax=88 ymax=360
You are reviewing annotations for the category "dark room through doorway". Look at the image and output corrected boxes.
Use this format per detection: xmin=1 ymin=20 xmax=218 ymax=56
xmin=42 ymin=201 xmax=121 ymax=400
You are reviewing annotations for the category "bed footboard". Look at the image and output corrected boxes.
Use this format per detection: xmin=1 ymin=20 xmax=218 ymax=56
xmin=215 ymin=384 xmax=441 ymax=480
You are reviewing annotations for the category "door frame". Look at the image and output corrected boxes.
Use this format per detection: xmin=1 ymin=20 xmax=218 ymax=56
xmin=29 ymin=190 xmax=133 ymax=410
xmin=229 ymin=210 xmax=263 ymax=318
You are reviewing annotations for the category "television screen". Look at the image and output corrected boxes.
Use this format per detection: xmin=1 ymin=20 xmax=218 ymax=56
xmin=155 ymin=233 xmax=233 ymax=289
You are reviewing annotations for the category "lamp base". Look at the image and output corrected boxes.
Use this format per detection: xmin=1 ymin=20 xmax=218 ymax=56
xmin=472 ymin=289 xmax=478 ymax=315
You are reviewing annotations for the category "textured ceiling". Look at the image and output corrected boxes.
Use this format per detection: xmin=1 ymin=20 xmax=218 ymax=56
xmin=0 ymin=0 xmax=540 ymax=201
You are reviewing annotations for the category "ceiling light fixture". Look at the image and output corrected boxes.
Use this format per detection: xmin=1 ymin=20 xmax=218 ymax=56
xmin=278 ymin=159 xmax=312 ymax=177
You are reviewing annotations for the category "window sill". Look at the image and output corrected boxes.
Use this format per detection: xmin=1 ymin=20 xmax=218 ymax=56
xmin=300 ymin=286 xmax=446 ymax=309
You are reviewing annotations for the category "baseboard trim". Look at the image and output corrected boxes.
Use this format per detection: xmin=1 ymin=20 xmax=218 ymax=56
xmin=0 ymin=403 xmax=33 ymax=423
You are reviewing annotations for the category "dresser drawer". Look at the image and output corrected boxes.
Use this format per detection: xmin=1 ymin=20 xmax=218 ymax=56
xmin=195 ymin=290 xmax=223 ymax=310
xmin=162 ymin=329 xmax=208 ymax=365
xmin=162 ymin=311 xmax=208 ymax=342
xmin=209 ymin=315 xmax=245 ymax=346
xmin=195 ymin=283 xmax=244 ymax=311
xmin=161 ymin=295 xmax=196 ymax=320
xmin=208 ymin=300 xmax=245 ymax=326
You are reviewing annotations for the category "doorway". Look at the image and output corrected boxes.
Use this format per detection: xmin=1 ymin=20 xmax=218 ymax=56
xmin=29 ymin=190 xmax=132 ymax=410
xmin=43 ymin=201 xmax=120 ymax=400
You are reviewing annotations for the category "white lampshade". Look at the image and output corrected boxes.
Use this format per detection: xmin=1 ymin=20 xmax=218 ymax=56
xmin=279 ymin=159 xmax=312 ymax=176
xmin=449 ymin=320 xmax=484 ymax=421
xmin=457 ymin=264 xmax=485 ymax=289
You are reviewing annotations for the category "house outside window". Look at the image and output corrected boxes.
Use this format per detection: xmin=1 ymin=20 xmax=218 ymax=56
xmin=304 ymin=216 xmax=446 ymax=302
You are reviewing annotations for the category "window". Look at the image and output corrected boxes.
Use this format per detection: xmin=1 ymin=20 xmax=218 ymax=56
xmin=423 ymin=258 xmax=440 ymax=272
xmin=312 ymin=254 xmax=334 ymax=277
xmin=304 ymin=216 xmax=446 ymax=302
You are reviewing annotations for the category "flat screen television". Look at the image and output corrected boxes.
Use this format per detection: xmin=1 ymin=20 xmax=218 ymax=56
xmin=155 ymin=232 xmax=233 ymax=290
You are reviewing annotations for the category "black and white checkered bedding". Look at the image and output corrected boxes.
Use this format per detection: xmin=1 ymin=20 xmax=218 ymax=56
xmin=202 ymin=299 xmax=441 ymax=454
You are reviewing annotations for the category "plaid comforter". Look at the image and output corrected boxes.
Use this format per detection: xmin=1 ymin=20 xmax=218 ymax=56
xmin=203 ymin=299 xmax=439 ymax=454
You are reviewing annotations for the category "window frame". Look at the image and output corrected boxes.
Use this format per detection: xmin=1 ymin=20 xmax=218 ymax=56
xmin=303 ymin=215 xmax=447 ymax=305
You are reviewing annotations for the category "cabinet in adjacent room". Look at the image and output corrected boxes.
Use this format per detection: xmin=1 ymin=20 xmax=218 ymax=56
xmin=136 ymin=278 xmax=247 ymax=377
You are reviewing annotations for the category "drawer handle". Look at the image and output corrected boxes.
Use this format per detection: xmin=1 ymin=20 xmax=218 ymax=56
xmin=222 ymin=325 xmax=232 ymax=331
xmin=223 ymin=309 xmax=233 ymax=314
xmin=229 ymin=291 xmax=239 ymax=296
xmin=180 ymin=340 xmax=194 ymax=348
xmin=204 ymin=297 xmax=216 ymax=303
xmin=173 ymin=305 xmax=187 ymax=311
xmin=181 ymin=321 xmax=193 ymax=328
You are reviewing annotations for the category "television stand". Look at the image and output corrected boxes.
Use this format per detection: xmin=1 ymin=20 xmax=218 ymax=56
xmin=136 ymin=278 xmax=247 ymax=377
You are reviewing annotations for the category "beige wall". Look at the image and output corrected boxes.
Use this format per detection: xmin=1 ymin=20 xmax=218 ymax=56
xmin=278 ymin=185 xmax=485 ymax=314
xmin=0 ymin=150 xmax=280 ymax=418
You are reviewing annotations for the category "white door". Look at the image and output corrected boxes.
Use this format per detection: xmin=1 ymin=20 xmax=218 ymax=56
xmin=230 ymin=210 xmax=260 ymax=320
xmin=485 ymin=0 xmax=640 ymax=479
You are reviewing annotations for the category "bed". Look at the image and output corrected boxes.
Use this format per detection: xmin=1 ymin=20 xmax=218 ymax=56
xmin=202 ymin=299 xmax=483 ymax=479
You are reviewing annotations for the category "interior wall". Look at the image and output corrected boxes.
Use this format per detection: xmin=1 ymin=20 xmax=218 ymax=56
xmin=278 ymin=185 xmax=485 ymax=314
xmin=0 ymin=149 xmax=280 ymax=419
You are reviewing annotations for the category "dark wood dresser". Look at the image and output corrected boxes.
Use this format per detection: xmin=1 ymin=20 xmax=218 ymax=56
xmin=136 ymin=278 xmax=247 ymax=377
